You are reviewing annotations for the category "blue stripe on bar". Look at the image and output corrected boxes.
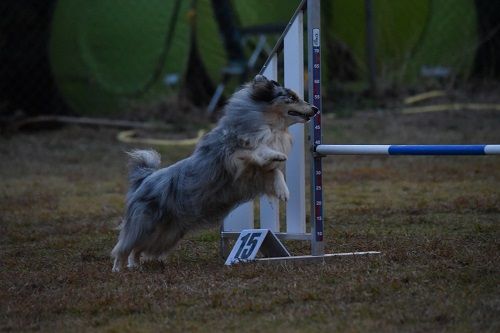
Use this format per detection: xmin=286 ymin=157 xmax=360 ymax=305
xmin=388 ymin=145 xmax=487 ymax=155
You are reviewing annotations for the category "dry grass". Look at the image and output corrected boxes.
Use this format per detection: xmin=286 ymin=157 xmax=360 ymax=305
xmin=1 ymin=109 xmax=499 ymax=332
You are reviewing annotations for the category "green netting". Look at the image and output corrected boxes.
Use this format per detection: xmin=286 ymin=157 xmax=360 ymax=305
xmin=326 ymin=0 xmax=477 ymax=86
xmin=50 ymin=0 xmax=190 ymax=115
xmin=196 ymin=0 xmax=300 ymax=84
xmin=195 ymin=0 xmax=227 ymax=85
xmin=50 ymin=0 xmax=480 ymax=115
xmin=407 ymin=0 xmax=477 ymax=82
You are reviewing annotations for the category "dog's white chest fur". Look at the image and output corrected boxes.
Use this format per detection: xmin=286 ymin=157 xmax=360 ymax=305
xmin=269 ymin=131 xmax=292 ymax=155
xmin=263 ymin=127 xmax=293 ymax=155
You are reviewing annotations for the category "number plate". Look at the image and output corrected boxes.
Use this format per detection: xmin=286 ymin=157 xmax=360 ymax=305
xmin=225 ymin=229 xmax=290 ymax=265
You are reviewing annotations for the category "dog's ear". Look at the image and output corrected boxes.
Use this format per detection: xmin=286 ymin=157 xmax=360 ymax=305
xmin=251 ymin=75 xmax=276 ymax=102
xmin=253 ymin=74 xmax=268 ymax=83
xmin=253 ymin=75 xmax=281 ymax=86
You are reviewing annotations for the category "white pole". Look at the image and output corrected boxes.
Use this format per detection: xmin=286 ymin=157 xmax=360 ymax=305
xmin=260 ymin=54 xmax=281 ymax=232
xmin=223 ymin=201 xmax=254 ymax=232
xmin=485 ymin=145 xmax=500 ymax=154
xmin=284 ymin=12 xmax=306 ymax=233
xmin=316 ymin=145 xmax=390 ymax=155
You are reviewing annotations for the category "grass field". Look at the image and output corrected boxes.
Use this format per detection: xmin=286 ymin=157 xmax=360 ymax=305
xmin=1 ymin=108 xmax=499 ymax=332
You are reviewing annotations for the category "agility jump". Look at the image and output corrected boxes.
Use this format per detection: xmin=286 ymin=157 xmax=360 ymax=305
xmin=222 ymin=0 xmax=500 ymax=262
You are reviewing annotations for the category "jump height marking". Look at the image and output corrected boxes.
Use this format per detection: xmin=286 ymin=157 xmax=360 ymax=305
xmin=312 ymin=27 xmax=323 ymax=242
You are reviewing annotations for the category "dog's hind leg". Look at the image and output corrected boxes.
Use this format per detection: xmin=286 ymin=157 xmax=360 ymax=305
xmin=155 ymin=225 xmax=186 ymax=258
xmin=112 ymin=252 xmax=128 ymax=272
xmin=127 ymin=249 xmax=142 ymax=269
xmin=111 ymin=239 xmax=132 ymax=272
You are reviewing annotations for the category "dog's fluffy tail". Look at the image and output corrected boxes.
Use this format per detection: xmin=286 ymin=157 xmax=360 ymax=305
xmin=127 ymin=149 xmax=161 ymax=192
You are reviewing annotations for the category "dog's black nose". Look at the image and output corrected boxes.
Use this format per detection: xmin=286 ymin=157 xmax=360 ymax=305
xmin=311 ymin=106 xmax=319 ymax=113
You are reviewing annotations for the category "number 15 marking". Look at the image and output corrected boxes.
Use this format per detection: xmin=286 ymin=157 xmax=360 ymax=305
xmin=234 ymin=232 xmax=261 ymax=259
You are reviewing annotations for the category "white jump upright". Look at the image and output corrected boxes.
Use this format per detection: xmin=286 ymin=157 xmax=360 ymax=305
xmin=284 ymin=9 xmax=306 ymax=234
xmin=259 ymin=54 xmax=280 ymax=232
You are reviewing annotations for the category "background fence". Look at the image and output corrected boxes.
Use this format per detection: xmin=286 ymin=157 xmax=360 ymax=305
xmin=1 ymin=0 xmax=499 ymax=123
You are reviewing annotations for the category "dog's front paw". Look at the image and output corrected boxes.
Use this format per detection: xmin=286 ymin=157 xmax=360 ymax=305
xmin=271 ymin=152 xmax=287 ymax=162
xmin=276 ymin=186 xmax=290 ymax=202
xmin=262 ymin=152 xmax=287 ymax=170
xmin=274 ymin=181 xmax=290 ymax=202
xmin=257 ymin=147 xmax=287 ymax=166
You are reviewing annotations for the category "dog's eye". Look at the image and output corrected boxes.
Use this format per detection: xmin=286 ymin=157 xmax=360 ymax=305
xmin=284 ymin=89 xmax=299 ymax=103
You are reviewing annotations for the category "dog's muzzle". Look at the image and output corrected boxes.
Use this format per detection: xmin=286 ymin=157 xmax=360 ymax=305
xmin=288 ymin=105 xmax=319 ymax=122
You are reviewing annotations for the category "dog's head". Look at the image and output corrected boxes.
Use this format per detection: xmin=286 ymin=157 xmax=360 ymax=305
xmin=249 ymin=75 xmax=318 ymax=126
